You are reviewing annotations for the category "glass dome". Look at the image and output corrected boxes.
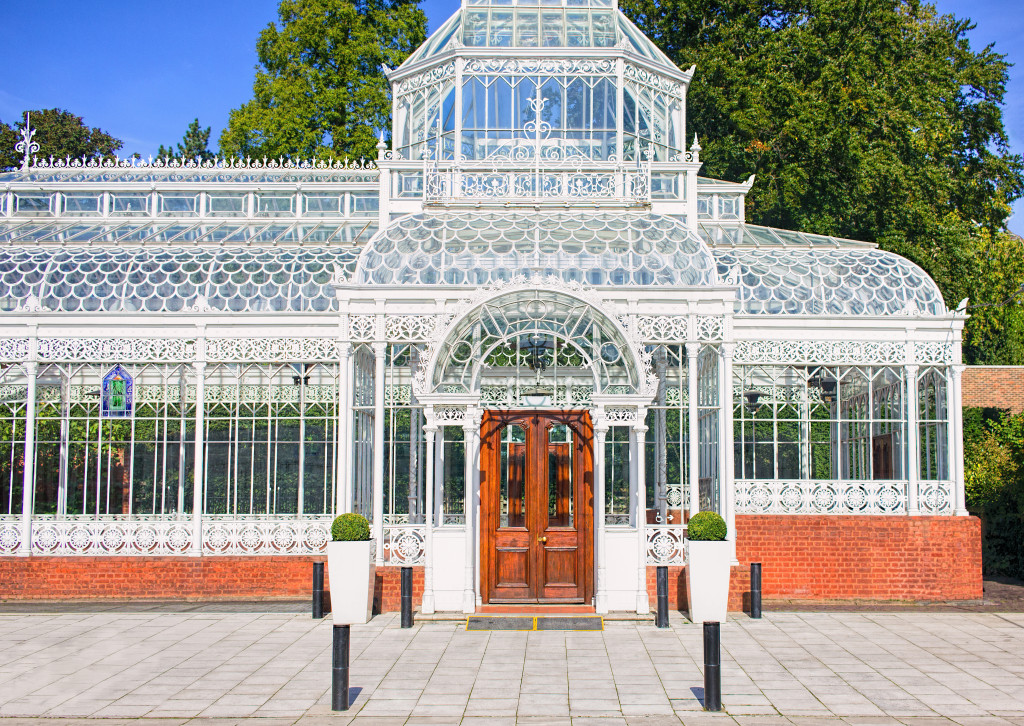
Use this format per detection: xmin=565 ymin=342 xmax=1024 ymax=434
xmin=715 ymin=248 xmax=947 ymax=316
xmin=0 ymin=247 xmax=361 ymax=313
xmin=352 ymin=210 xmax=718 ymax=286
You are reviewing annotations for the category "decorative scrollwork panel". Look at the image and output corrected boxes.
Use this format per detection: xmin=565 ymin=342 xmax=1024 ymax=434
xmin=38 ymin=338 xmax=195 ymax=363
xmin=735 ymin=479 xmax=906 ymax=515
xmin=383 ymin=525 xmax=426 ymax=565
xmin=646 ymin=526 xmax=687 ymax=565
xmin=734 ymin=341 xmax=906 ymax=366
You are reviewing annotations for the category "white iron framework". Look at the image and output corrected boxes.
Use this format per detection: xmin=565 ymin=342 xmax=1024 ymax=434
xmin=0 ymin=0 xmax=966 ymax=613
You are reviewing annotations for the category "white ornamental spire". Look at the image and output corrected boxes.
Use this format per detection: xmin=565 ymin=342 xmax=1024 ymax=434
xmin=15 ymin=112 xmax=40 ymax=170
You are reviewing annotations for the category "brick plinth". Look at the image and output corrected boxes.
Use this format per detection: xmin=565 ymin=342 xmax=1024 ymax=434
xmin=0 ymin=555 xmax=426 ymax=613
xmin=646 ymin=514 xmax=982 ymax=611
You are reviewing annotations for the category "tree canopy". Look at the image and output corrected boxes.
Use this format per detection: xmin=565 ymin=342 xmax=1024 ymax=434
xmin=157 ymin=118 xmax=215 ymax=162
xmin=0 ymin=109 xmax=123 ymax=170
xmin=220 ymin=0 xmax=427 ymax=162
xmin=620 ymin=0 xmax=1024 ymax=364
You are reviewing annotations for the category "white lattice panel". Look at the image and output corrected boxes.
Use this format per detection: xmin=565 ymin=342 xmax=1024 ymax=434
xmin=205 ymin=338 xmax=340 ymax=362
xmin=38 ymin=338 xmax=195 ymax=362
xmin=202 ymin=517 xmax=331 ymax=555
xmin=31 ymin=518 xmax=194 ymax=555
xmin=382 ymin=525 xmax=426 ymax=565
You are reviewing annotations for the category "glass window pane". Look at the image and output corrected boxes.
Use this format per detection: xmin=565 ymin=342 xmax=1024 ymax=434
xmin=500 ymin=424 xmax=526 ymax=528
xmin=110 ymin=194 xmax=150 ymax=216
xmin=208 ymin=194 xmax=247 ymax=216
xmin=548 ymin=423 xmax=573 ymax=527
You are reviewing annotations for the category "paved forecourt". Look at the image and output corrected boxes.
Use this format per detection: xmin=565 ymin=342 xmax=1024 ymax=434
xmin=0 ymin=608 xmax=1023 ymax=725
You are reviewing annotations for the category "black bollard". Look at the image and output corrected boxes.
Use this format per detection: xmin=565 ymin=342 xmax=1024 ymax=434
xmin=401 ymin=566 xmax=413 ymax=628
xmin=703 ymin=621 xmax=722 ymax=712
xmin=655 ymin=565 xmax=669 ymax=628
xmin=332 ymin=624 xmax=350 ymax=711
xmin=312 ymin=562 xmax=324 ymax=619
xmin=750 ymin=562 xmax=762 ymax=619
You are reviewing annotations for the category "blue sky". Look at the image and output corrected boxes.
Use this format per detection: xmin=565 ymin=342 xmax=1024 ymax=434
xmin=1 ymin=0 xmax=1021 ymax=233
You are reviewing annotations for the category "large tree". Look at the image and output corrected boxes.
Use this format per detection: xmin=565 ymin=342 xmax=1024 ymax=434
xmin=157 ymin=118 xmax=215 ymax=162
xmin=620 ymin=0 xmax=1024 ymax=363
xmin=0 ymin=108 xmax=123 ymax=170
xmin=220 ymin=0 xmax=426 ymax=162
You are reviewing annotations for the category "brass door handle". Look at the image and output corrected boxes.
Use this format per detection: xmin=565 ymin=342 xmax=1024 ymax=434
xmin=538 ymin=536 xmax=548 ymax=543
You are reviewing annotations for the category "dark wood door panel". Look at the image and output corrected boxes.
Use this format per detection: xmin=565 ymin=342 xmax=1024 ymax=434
xmin=480 ymin=410 xmax=593 ymax=605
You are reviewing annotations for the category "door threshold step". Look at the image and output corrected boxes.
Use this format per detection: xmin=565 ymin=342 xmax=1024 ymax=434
xmin=406 ymin=611 xmax=655 ymax=622
xmin=466 ymin=615 xmax=603 ymax=631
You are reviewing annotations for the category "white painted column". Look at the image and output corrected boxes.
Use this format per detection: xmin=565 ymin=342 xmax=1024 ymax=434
xmin=720 ymin=343 xmax=737 ymax=563
xmin=685 ymin=342 xmax=700 ymax=517
xmin=191 ymin=357 xmax=206 ymax=557
xmin=422 ymin=423 xmax=437 ymax=614
xmin=594 ymin=421 xmax=608 ymax=614
xmin=906 ymin=364 xmax=920 ymax=516
xmin=336 ymin=343 xmax=352 ymax=514
xmin=462 ymin=409 xmax=481 ymax=613
xmin=372 ymin=341 xmax=387 ymax=565
xmin=634 ymin=421 xmax=649 ymax=614
xmin=342 ymin=346 xmax=356 ymax=513
xmin=19 ymin=353 xmax=38 ymax=557
xmin=951 ymin=365 xmax=968 ymax=516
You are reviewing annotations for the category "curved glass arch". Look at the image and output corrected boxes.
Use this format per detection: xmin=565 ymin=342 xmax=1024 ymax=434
xmin=354 ymin=210 xmax=717 ymax=287
xmin=0 ymin=246 xmax=361 ymax=313
xmin=431 ymin=288 xmax=643 ymax=395
xmin=714 ymin=248 xmax=947 ymax=316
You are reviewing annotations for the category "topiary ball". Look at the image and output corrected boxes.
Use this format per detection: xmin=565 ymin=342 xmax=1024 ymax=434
xmin=331 ymin=513 xmax=370 ymax=541
xmin=687 ymin=511 xmax=727 ymax=541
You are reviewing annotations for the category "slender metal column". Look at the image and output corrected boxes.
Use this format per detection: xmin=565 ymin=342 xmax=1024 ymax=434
xmin=462 ymin=409 xmax=480 ymax=613
xmin=422 ymin=423 xmax=437 ymax=614
xmin=906 ymin=364 xmax=920 ymax=515
xmin=594 ymin=423 xmax=608 ymax=613
xmin=372 ymin=342 xmax=387 ymax=565
xmin=951 ymin=365 xmax=967 ymax=515
xmin=685 ymin=343 xmax=700 ymax=517
xmin=634 ymin=421 xmax=649 ymax=614
xmin=720 ymin=343 xmax=736 ymax=561
xmin=191 ymin=357 xmax=206 ymax=556
xmin=19 ymin=355 xmax=38 ymax=557
xmin=343 ymin=347 xmax=355 ymax=513
xmin=336 ymin=343 xmax=352 ymax=514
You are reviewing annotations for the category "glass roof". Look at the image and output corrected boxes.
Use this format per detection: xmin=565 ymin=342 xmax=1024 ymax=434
xmin=0 ymin=220 xmax=377 ymax=246
xmin=714 ymin=248 xmax=947 ymax=316
xmin=699 ymin=223 xmax=875 ymax=249
xmin=353 ymin=210 xmax=717 ymax=286
xmin=401 ymin=6 xmax=678 ymax=74
xmin=0 ymin=247 xmax=360 ymax=313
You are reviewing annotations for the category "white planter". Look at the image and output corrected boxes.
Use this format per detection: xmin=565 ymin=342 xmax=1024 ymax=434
xmin=327 ymin=540 xmax=376 ymax=624
xmin=686 ymin=540 xmax=731 ymax=623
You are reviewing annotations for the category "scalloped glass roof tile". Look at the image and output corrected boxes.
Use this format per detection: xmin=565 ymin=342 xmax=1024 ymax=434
xmin=715 ymin=247 xmax=946 ymax=316
xmin=0 ymin=246 xmax=361 ymax=314
xmin=353 ymin=209 xmax=717 ymax=286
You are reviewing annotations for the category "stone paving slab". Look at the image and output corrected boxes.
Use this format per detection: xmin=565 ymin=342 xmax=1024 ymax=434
xmin=1 ymin=610 xmax=1023 ymax=724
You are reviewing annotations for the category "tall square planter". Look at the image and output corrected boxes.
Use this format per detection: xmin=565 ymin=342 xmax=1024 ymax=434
xmin=327 ymin=540 xmax=376 ymax=624
xmin=685 ymin=540 xmax=731 ymax=623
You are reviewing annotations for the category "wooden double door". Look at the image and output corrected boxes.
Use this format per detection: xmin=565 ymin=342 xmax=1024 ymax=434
xmin=480 ymin=410 xmax=594 ymax=604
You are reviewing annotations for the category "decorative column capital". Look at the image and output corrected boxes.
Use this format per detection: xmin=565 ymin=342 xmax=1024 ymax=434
xmin=684 ymin=341 xmax=701 ymax=359
xmin=371 ymin=341 xmax=388 ymax=356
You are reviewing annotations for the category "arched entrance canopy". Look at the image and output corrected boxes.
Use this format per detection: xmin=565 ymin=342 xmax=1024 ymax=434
xmin=425 ymin=286 xmax=650 ymax=398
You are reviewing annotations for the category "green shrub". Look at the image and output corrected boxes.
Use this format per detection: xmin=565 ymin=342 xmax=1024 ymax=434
xmin=687 ymin=511 xmax=727 ymax=541
xmin=331 ymin=513 xmax=370 ymax=541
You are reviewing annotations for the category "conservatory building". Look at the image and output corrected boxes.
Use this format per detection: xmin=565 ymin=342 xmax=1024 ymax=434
xmin=0 ymin=0 xmax=980 ymax=610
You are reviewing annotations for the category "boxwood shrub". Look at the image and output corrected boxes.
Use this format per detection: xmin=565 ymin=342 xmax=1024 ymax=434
xmin=331 ymin=513 xmax=370 ymax=541
xmin=687 ymin=511 xmax=727 ymax=541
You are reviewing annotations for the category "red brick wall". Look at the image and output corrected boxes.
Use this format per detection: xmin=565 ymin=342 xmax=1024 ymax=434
xmin=0 ymin=555 xmax=425 ymax=613
xmin=646 ymin=514 xmax=982 ymax=610
xmin=963 ymin=366 xmax=1024 ymax=413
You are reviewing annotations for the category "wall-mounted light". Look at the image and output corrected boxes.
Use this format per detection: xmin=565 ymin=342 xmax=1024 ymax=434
xmin=519 ymin=334 xmax=553 ymax=371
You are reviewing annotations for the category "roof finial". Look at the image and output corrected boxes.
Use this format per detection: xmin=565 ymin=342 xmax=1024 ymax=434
xmin=690 ymin=133 xmax=701 ymax=153
xmin=16 ymin=112 xmax=40 ymax=171
xmin=376 ymin=131 xmax=387 ymax=161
